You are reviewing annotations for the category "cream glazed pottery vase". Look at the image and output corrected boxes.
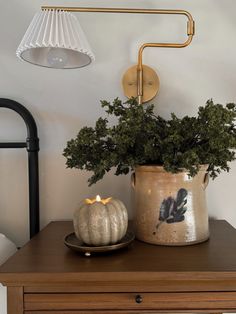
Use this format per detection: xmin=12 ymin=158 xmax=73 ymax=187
xmin=132 ymin=165 xmax=209 ymax=246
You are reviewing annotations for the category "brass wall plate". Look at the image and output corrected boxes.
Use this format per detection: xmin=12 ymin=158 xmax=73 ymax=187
xmin=122 ymin=65 xmax=160 ymax=103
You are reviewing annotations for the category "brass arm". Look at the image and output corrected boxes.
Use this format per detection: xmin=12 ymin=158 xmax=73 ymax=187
xmin=41 ymin=6 xmax=195 ymax=104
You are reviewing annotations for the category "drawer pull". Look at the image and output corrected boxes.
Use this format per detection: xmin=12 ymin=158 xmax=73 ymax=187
xmin=135 ymin=294 xmax=143 ymax=304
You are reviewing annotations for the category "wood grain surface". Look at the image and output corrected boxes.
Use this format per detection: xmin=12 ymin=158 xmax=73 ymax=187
xmin=0 ymin=220 xmax=236 ymax=293
xmin=1 ymin=221 xmax=236 ymax=312
xmin=25 ymin=312 xmax=223 ymax=314
xmin=7 ymin=287 xmax=23 ymax=314
xmin=24 ymin=292 xmax=236 ymax=311
xmin=25 ymin=310 xmax=227 ymax=314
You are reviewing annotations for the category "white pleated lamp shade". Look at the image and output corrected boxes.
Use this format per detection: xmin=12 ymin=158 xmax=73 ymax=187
xmin=16 ymin=10 xmax=95 ymax=69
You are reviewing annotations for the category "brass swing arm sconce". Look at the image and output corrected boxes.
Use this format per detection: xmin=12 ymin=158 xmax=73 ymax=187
xmin=17 ymin=6 xmax=195 ymax=105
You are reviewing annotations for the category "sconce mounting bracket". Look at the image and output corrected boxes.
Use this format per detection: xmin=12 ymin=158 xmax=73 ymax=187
xmin=122 ymin=65 xmax=160 ymax=103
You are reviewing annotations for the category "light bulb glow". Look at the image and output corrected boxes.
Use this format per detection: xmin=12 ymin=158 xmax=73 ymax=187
xmin=47 ymin=48 xmax=68 ymax=68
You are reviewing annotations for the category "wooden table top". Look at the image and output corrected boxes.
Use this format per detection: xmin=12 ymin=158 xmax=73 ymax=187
xmin=0 ymin=220 xmax=236 ymax=289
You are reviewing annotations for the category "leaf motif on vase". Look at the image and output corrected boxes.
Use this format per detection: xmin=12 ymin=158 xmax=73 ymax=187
xmin=154 ymin=188 xmax=188 ymax=234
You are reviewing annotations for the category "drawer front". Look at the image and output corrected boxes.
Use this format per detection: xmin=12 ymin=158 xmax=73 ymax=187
xmin=24 ymin=313 xmax=210 ymax=314
xmin=24 ymin=312 xmax=206 ymax=314
xmin=24 ymin=292 xmax=236 ymax=311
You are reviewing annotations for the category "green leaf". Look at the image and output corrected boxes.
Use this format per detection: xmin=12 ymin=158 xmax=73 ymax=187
xmin=63 ymin=98 xmax=236 ymax=185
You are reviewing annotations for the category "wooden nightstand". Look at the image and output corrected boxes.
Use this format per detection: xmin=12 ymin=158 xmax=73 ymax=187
xmin=0 ymin=220 xmax=236 ymax=314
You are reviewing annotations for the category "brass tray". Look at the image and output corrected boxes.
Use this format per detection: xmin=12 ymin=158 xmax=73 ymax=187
xmin=64 ymin=231 xmax=135 ymax=256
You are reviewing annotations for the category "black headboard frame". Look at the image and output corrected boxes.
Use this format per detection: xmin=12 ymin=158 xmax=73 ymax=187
xmin=0 ymin=98 xmax=40 ymax=238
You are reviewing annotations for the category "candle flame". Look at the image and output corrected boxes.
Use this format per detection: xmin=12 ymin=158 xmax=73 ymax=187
xmin=84 ymin=195 xmax=112 ymax=205
xmin=96 ymin=195 xmax=101 ymax=202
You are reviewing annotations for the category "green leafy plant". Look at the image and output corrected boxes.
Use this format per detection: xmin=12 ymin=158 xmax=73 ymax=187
xmin=63 ymin=98 xmax=236 ymax=185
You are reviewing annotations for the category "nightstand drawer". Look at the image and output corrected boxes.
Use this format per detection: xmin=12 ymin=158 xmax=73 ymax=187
xmin=24 ymin=292 xmax=236 ymax=311
xmin=24 ymin=312 xmax=207 ymax=314
xmin=24 ymin=313 xmax=199 ymax=314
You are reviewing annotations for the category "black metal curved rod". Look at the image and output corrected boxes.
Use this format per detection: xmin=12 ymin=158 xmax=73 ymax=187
xmin=0 ymin=98 xmax=40 ymax=238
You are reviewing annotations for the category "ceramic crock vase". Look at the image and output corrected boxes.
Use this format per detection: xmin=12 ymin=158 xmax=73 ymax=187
xmin=132 ymin=165 xmax=209 ymax=246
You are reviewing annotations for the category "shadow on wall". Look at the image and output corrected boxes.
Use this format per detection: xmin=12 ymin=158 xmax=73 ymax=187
xmin=36 ymin=109 xmax=90 ymax=150
xmin=39 ymin=153 xmax=133 ymax=231
xmin=0 ymin=150 xmax=28 ymax=247
xmin=0 ymin=1 xmax=37 ymax=55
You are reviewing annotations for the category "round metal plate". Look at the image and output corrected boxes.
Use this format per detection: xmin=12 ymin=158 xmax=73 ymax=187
xmin=64 ymin=231 xmax=135 ymax=256
xmin=122 ymin=64 xmax=160 ymax=103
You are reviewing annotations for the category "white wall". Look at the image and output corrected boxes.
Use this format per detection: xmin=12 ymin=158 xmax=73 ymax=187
xmin=0 ymin=0 xmax=236 ymax=247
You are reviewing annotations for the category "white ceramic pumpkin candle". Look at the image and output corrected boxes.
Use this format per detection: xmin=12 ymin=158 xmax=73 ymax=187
xmin=73 ymin=195 xmax=128 ymax=246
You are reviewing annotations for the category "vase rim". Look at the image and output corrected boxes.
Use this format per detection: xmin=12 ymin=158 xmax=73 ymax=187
xmin=134 ymin=164 xmax=208 ymax=173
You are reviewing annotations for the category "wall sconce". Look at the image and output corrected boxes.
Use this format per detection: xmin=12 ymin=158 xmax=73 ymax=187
xmin=16 ymin=6 xmax=195 ymax=105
